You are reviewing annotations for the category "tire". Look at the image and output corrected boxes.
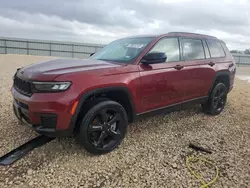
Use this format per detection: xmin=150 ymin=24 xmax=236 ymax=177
xmin=202 ymin=82 xmax=228 ymax=115
xmin=76 ymin=100 xmax=128 ymax=155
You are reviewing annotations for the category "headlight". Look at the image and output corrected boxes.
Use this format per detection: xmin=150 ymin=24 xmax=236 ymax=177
xmin=33 ymin=81 xmax=71 ymax=92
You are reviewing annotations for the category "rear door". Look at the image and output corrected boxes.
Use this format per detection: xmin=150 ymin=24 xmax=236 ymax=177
xmin=180 ymin=38 xmax=216 ymax=101
xmin=138 ymin=37 xmax=186 ymax=113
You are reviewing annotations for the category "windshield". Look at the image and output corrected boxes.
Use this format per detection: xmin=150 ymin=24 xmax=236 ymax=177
xmin=90 ymin=37 xmax=155 ymax=63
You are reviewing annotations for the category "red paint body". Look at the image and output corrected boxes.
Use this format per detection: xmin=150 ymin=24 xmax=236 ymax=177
xmin=11 ymin=32 xmax=236 ymax=136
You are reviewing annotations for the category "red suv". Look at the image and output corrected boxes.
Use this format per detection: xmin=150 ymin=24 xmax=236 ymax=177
xmin=12 ymin=32 xmax=236 ymax=154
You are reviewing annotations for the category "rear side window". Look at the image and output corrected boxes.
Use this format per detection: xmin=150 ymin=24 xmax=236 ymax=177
xmin=149 ymin=37 xmax=180 ymax=62
xmin=182 ymin=38 xmax=205 ymax=60
xmin=206 ymin=40 xmax=226 ymax=58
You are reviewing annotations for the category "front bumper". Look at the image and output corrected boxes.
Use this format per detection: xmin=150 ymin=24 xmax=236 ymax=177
xmin=11 ymin=87 xmax=76 ymax=137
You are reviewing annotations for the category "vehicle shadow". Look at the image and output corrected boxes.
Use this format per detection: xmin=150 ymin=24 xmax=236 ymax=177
xmin=52 ymin=104 xmax=204 ymax=156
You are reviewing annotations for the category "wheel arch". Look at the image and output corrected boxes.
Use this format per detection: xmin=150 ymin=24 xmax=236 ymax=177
xmin=69 ymin=86 xmax=137 ymax=134
xmin=208 ymin=70 xmax=230 ymax=95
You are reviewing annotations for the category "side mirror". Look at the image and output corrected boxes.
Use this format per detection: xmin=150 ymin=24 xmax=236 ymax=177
xmin=141 ymin=52 xmax=167 ymax=64
xmin=89 ymin=52 xmax=95 ymax=57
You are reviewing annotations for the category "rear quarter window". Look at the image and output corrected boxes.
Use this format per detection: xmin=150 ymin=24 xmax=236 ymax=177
xmin=220 ymin=42 xmax=230 ymax=55
xmin=206 ymin=39 xmax=226 ymax=58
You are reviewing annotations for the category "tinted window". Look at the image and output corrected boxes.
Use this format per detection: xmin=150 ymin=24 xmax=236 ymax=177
xmin=149 ymin=38 xmax=180 ymax=62
xmin=90 ymin=37 xmax=154 ymax=63
xmin=220 ymin=42 xmax=229 ymax=55
xmin=182 ymin=39 xmax=205 ymax=60
xmin=206 ymin=40 xmax=226 ymax=58
xmin=202 ymin=40 xmax=210 ymax=58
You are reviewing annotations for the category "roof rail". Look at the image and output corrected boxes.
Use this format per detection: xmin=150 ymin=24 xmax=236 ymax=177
xmin=167 ymin=32 xmax=217 ymax=39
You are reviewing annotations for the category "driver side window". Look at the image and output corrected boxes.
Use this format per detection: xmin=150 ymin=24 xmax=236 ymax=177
xmin=149 ymin=38 xmax=180 ymax=62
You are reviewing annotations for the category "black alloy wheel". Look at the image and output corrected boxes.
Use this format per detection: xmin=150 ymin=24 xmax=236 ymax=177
xmin=88 ymin=108 xmax=123 ymax=149
xmin=77 ymin=100 xmax=128 ymax=155
xmin=211 ymin=84 xmax=227 ymax=112
xmin=202 ymin=82 xmax=228 ymax=115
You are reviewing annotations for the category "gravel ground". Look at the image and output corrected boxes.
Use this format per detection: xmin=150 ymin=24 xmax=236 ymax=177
xmin=0 ymin=54 xmax=250 ymax=188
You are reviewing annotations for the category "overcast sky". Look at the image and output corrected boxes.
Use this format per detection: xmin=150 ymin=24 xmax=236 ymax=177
xmin=0 ymin=0 xmax=249 ymax=50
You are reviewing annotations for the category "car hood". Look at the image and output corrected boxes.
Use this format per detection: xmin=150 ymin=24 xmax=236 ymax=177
xmin=17 ymin=59 xmax=123 ymax=81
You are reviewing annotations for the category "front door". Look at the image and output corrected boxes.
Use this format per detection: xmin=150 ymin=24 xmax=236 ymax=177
xmin=137 ymin=37 xmax=186 ymax=113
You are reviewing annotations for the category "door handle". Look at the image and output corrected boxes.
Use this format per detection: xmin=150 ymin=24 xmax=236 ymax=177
xmin=174 ymin=65 xmax=184 ymax=70
xmin=208 ymin=62 xmax=215 ymax=67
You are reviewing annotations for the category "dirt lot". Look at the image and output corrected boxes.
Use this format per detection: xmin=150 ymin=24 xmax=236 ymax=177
xmin=236 ymin=66 xmax=250 ymax=82
xmin=0 ymin=54 xmax=250 ymax=188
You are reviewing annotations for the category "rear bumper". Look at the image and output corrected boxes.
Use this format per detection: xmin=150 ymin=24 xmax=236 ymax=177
xmin=11 ymin=87 xmax=77 ymax=137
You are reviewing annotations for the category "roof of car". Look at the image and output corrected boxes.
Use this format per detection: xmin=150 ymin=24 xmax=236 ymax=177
xmin=166 ymin=32 xmax=217 ymax=39
xmin=126 ymin=32 xmax=217 ymax=40
xmin=124 ymin=34 xmax=158 ymax=38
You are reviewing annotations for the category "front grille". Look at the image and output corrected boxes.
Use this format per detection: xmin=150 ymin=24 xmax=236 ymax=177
xmin=13 ymin=76 xmax=33 ymax=96
xmin=40 ymin=114 xmax=57 ymax=128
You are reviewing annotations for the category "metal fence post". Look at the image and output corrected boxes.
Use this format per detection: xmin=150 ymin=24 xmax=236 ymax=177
xmin=27 ymin=41 xmax=29 ymax=55
xmin=238 ymin=56 xmax=241 ymax=67
xmin=4 ymin=39 xmax=7 ymax=54
xmin=49 ymin=43 xmax=52 ymax=56
xmin=72 ymin=44 xmax=74 ymax=58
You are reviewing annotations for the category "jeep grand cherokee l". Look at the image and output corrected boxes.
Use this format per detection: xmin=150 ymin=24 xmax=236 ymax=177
xmin=11 ymin=32 xmax=236 ymax=154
